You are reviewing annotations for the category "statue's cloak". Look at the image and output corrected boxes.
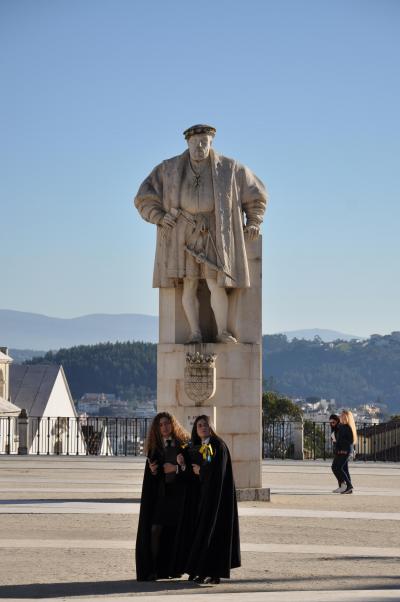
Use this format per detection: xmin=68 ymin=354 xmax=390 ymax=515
xmin=134 ymin=149 xmax=267 ymax=289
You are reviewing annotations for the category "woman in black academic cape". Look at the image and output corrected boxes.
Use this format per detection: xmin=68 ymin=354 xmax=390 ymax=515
xmin=135 ymin=412 xmax=192 ymax=581
xmin=185 ymin=414 xmax=241 ymax=584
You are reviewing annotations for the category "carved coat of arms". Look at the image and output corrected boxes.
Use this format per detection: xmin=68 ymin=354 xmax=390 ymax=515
xmin=184 ymin=352 xmax=217 ymax=405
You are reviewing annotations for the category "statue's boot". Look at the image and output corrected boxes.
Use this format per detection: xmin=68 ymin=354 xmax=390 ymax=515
xmin=186 ymin=331 xmax=202 ymax=344
xmin=216 ymin=330 xmax=237 ymax=343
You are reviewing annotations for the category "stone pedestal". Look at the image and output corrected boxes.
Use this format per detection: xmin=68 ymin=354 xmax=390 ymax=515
xmin=157 ymin=238 xmax=268 ymax=493
xmin=158 ymin=342 xmax=262 ymax=489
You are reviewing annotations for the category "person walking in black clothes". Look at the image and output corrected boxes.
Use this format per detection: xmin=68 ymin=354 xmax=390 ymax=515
xmin=329 ymin=414 xmax=342 ymax=492
xmin=185 ymin=415 xmax=241 ymax=585
xmin=331 ymin=410 xmax=357 ymax=495
xmin=136 ymin=412 xmax=192 ymax=581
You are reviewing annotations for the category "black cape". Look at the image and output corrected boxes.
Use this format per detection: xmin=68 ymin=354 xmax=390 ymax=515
xmin=135 ymin=444 xmax=194 ymax=581
xmin=185 ymin=436 xmax=241 ymax=579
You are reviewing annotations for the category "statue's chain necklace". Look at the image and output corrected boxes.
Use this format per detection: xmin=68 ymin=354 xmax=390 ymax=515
xmin=189 ymin=158 xmax=208 ymax=189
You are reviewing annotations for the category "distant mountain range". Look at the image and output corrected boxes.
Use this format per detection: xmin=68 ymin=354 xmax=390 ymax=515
xmin=1 ymin=310 xmax=158 ymax=350
xmin=1 ymin=309 xmax=362 ymax=352
xmin=280 ymin=329 xmax=362 ymax=342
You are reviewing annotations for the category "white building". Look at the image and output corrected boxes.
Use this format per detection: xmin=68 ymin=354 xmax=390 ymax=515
xmin=9 ymin=363 xmax=87 ymax=455
xmin=0 ymin=347 xmax=89 ymax=455
xmin=0 ymin=348 xmax=13 ymax=403
xmin=0 ymin=349 xmax=20 ymax=453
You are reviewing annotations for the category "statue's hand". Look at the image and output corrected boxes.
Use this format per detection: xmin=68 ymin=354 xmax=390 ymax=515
xmin=162 ymin=213 xmax=177 ymax=229
xmin=244 ymin=224 xmax=260 ymax=241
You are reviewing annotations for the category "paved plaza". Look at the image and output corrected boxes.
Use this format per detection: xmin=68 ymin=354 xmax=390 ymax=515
xmin=0 ymin=456 xmax=399 ymax=601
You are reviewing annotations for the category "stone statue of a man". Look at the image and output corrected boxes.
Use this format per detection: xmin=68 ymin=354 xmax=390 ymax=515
xmin=134 ymin=124 xmax=267 ymax=344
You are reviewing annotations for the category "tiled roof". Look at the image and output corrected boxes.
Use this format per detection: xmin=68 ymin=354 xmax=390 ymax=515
xmin=9 ymin=364 xmax=59 ymax=415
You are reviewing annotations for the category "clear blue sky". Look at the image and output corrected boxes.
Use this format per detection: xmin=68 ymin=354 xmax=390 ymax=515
xmin=1 ymin=0 xmax=399 ymax=336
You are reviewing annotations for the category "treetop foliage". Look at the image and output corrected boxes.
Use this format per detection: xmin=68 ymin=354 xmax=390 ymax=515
xmin=24 ymin=332 xmax=400 ymax=411
xmin=262 ymin=391 xmax=303 ymax=421
xmin=27 ymin=340 xmax=156 ymax=401
xmin=263 ymin=332 xmax=400 ymax=411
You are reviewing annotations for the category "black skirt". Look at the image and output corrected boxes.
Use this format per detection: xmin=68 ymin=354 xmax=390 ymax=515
xmin=152 ymin=481 xmax=182 ymax=527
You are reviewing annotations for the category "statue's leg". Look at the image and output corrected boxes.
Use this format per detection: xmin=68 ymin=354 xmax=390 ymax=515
xmin=206 ymin=279 xmax=237 ymax=343
xmin=182 ymin=278 xmax=202 ymax=344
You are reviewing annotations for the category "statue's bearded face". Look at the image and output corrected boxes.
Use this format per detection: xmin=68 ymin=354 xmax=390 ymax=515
xmin=187 ymin=134 xmax=213 ymax=162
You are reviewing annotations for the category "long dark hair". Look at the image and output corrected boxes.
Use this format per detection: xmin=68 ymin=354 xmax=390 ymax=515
xmin=329 ymin=414 xmax=340 ymax=431
xmin=145 ymin=412 xmax=189 ymax=456
xmin=191 ymin=414 xmax=220 ymax=445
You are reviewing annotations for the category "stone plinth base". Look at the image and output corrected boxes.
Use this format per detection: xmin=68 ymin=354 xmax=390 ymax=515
xmin=236 ymin=487 xmax=271 ymax=502
xmin=157 ymin=341 xmax=262 ymax=489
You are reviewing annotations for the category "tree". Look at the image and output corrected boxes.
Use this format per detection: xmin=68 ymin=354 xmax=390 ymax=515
xmin=26 ymin=341 xmax=157 ymax=401
xmin=262 ymin=333 xmax=400 ymax=412
xmin=262 ymin=391 xmax=303 ymax=422
xmin=262 ymin=391 xmax=302 ymax=459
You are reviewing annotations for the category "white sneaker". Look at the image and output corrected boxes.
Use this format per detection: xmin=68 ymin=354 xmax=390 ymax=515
xmin=333 ymin=484 xmax=347 ymax=493
xmin=341 ymin=486 xmax=354 ymax=494
xmin=332 ymin=486 xmax=342 ymax=493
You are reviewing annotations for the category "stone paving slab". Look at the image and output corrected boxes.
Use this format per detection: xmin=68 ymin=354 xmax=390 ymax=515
xmin=1 ymin=500 xmax=400 ymax=522
xmin=1 ymin=548 xmax=399 ymax=594
xmin=1 ymin=484 xmax=400 ymax=496
xmin=273 ymin=486 xmax=400 ymax=497
xmin=0 ymin=456 xmax=399 ymax=599
xmin=2 ymin=513 xmax=399 ymax=548
xmin=1 ymin=538 xmax=400 ymax=559
xmin=0 ymin=487 xmax=137 ymax=493
xmin=2 ymin=591 xmax=400 ymax=602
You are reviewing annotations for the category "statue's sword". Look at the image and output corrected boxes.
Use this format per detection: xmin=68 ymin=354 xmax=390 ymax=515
xmin=184 ymin=245 xmax=236 ymax=282
xmin=162 ymin=208 xmax=237 ymax=282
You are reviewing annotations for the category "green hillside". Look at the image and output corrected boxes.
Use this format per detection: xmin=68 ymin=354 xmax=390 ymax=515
xmin=263 ymin=333 xmax=400 ymax=411
xmin=27 ymin=341 xmax=157 ymax=401
xmin=26 ymin=333 xmax=400 ymax=411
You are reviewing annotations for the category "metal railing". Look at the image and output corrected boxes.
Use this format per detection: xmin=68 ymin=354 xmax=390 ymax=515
xmin=303 ymin=420 xmax=333 ymax=460
xmin=0 ymin=416 xmax=18 ymax=455
xmin=2 ymin=416 xmax=400 ymax=461
xmin=29 ymin=416 xmax=152 ymax=456
xmin=0 ymin=416 xmax=152 ymax=456
xmin=262 ymin=420 xmax=295 ymax=459
xmin=356 ymin=421 xmax=400 ymax=462
xmin=262 ymin=419 xmax=400 ymax=461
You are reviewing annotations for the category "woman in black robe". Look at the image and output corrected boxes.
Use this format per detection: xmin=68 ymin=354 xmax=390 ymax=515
xmin=135 ymin=412 xmax=192 ymax=581
xmin=185 ymin=414 xmax=241 ymax=584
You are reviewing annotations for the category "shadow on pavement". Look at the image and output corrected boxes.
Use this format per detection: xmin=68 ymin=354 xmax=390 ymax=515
xmin=0 ymin=579 xmax=200 ymax=598
xmin=0 ymin=576 xmax=399 ymax=598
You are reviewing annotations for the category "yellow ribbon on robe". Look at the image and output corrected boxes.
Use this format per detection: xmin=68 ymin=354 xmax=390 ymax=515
xmin=199 ymin=443 xmax=214 ymax=462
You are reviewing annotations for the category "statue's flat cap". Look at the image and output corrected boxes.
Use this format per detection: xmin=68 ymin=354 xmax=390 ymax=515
xmin=183 ymin=124 xmax=216 ymax=140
